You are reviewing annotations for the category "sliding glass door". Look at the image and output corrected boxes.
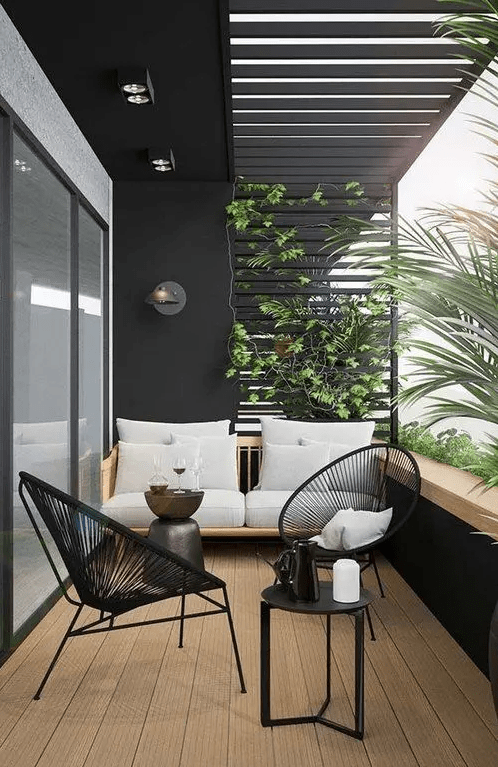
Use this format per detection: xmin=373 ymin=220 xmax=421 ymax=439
xmin=0 ymin=122 xmax=109 ymax=648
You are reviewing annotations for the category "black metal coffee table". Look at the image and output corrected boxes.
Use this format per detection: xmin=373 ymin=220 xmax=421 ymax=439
xmin=260 ymin=582 xmax=374 ymax=740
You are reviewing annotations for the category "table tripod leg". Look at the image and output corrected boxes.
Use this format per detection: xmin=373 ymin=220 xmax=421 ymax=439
xmin=354 ymin=609 xmax=365 ymax=738
xmin=317 ymin=613 xmax=332 ymax=717
xmin=261 ymin=601 xmax=271 ymax=726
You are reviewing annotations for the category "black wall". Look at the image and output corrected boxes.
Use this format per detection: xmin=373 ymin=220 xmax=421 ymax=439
xmin=383 ymin=497 xmax=498 ymax=676
xmin=113 ymin=181 xmax=238 ymax=428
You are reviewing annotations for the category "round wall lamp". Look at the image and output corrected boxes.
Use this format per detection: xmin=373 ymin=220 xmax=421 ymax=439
xmin=145 ymin=281 xmax=186 ymax=315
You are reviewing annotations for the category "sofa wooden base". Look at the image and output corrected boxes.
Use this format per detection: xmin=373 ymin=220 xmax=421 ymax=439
xmin=132 ymin=526 xmax=279 ymax=538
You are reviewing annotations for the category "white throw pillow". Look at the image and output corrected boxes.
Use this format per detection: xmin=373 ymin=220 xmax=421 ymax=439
xmin=171 ymin=433 xmax=238 ymax=490
xmin=310 ymin=507 xmax=393 ymax=551
xmin=260 ymin=416 xmax=375 ymax=447
xmin=260 ymin=442 xmax=330 ymax=491
xmin=116 ymin=418 xmax=231 ymax=444
xmin=299 ymin=437 xmax=353 ymax=463
xmin=114 ymin=441 xmax=200 ymax=495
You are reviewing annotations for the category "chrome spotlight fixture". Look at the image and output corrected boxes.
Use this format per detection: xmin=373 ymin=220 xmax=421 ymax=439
xmin=117 ymin=67 xmax=154 ymax=105
xmin=145 ymin=282 xmax=186 ymax=315
xmin=148 ymin=148 xmax=175 ymax=173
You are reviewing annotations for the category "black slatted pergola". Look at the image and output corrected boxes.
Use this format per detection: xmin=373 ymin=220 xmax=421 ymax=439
xmin=226 ymin=1 xmax=489 ymax=435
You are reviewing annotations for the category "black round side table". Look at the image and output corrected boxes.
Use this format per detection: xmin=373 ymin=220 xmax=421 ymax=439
xmin=260 ymin=582 xmax=374 ymax=740
xmin=147 ymin=490 xmax=205 ymax=570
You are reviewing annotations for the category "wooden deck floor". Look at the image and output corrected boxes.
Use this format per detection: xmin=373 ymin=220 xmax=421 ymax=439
xmin=0 ymin=542 xmax=497 ymax=767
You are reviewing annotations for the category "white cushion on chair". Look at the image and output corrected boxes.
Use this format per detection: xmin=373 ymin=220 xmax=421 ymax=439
xmin=310 ymin=507 xmax=393 ymax=551
xmin=102 ymin=489 xmax=245 ymax=529
xmin=245 ymin=490 xmax=294 ymax=528
xmin=116 ymin=418 xmax=230 ymax=444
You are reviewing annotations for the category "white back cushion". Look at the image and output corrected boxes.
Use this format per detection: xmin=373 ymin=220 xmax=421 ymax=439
xmin=260 ymin=416 xmax=375 ymax=447
xmin=116 ymin=418 xmax=230 ymax=444
xmin=171 ymin=433 xmax=238 ymax=490
xmin=114 ymin=441 xmax=200 ymax=494
xmin=299 ymin=437 xmax=353 ymax=463
xmin=260 ymin=442 xmax=330 ymax=491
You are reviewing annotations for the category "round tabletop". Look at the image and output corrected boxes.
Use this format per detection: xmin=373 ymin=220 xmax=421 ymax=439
xmin=261 ymin=582 xmax=374 ymax=615
xmin=144 ymin=489 xmax=204 ymax=519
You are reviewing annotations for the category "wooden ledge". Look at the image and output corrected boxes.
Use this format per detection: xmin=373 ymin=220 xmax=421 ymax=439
xmin=412 ymin=451 xmax=498 ymax=538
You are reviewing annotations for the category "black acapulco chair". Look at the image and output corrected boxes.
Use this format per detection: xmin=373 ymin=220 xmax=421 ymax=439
xmin=278 ymin=444 xmax=421 ymax=640
xmin=18 ymin=471 xmax=246 ymax=699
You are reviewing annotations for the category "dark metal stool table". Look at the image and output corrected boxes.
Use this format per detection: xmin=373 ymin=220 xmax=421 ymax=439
xmin=145 ymin=490 xmax=205 ymax=570
xmin=260 ymin=582 xmax=374 ymax=740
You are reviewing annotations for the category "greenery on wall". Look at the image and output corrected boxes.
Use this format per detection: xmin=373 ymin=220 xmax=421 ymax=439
xmin=225 ymin=181 xmax=396 ymax=420
xmin=398 ymin=422 xmax=497 ymax=484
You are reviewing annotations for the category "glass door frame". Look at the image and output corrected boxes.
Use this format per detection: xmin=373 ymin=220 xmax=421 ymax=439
xmin=0 ymin=98 xmax=110 ymax=661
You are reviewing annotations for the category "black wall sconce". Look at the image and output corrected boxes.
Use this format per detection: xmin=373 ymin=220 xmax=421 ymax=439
xmin=148 ymin=148 xmax=175 ymax=173
xmin=118 ymin=67 xmax=154 ymax=105
xmin=145 ymin=282 xmax=186 ymax=315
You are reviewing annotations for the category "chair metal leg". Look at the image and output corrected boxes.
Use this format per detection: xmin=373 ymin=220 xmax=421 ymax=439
xmin=222 ymin=585 xmax=247 ymax=693
xmin=34 ymin=604 xmax=83 ymax=700
xmin=370 ymin=551 xmax=385 ymax=598
xmin=179 ymin=593 xmax=186 ymax=648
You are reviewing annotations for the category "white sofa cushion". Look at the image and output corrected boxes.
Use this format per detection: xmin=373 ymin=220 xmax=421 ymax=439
xmin=260 ymin=416 xmax=375 ymax=447
xmin=114 ymin=441 xmax=200 ymax=495
xmin=245 ymin=490 xmax=293 ymax=528
xmin=102 ymin=489 xmax=245 ymax=529
xmin=299 ymin=437 xmax=353 ymax=463
xmin=260 ymin=442 xmax=330 ymax=491
xmin=171 ymin=433 xmax=238 ymax=490
xmin=116 ymin=418 xmax=230 ymax=444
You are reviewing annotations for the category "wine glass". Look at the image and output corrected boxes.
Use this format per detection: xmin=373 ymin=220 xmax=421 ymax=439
xmin=173 ymin=456 xmax=186 ymax=493
xmin=190 ymin=456 xmax=203 ymax=492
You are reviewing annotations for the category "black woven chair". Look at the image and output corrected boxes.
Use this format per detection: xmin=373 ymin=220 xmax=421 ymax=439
xmin=278 ymin=444 xmax=420 ymax=639
xmin=19 ymin=471 xmax=246 ymax=699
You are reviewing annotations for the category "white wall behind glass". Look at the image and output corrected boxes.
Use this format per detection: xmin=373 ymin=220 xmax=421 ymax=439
xmin=398 ymin=77 xmax=498 ymax=443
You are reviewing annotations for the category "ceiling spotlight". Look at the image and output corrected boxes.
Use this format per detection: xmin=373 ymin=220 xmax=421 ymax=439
xmin=148 ymin=148 xmax=176 ymax=173
xmin=117 ymin=67 xmax=154 ymax=105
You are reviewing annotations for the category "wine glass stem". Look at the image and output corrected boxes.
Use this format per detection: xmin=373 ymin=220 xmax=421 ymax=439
xmin=178 ymin=474 xmax=182 ymax=492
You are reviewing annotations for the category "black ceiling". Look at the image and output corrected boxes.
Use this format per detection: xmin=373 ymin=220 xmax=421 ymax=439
xmin=1 ymin=0 xmax=489 ymax=188
xmin=1 ymin=0 xmax=232 ymax=182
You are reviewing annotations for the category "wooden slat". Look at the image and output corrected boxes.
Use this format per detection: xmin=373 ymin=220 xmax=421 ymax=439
xmin=363 ymin=566 xmax=498 ymax=767
xmin=130 ymin=548 xmax=217 ymax=767
xmin=231 ymin=64 xmax=471 ymax=79
xmin=228 ymin=543 xmax=276 ymax=767
xmin=230 ymin=21 xmax=441 ymax=38
xmin=232 ymin=81 xmax=459 ymax=96
xmin=230 ymin=0 xmax=478 ymax=10
xmin=231 ymin=43 xmax=468 ymax=60
xmin=376 ymin=556 xmax=498 ymax=740
xmin=2 ymin=545 xmax=496 ymax=767
xmin=234 ymin=97 xmax=448 ymax=111
xmin=235 ymin=125 xmax=427 ymax=136
xmin=234 ymin=111 xmax=436 ymax=124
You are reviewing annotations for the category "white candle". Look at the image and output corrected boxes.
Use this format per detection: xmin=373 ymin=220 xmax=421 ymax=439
xmin=333 ymin=559 xmax=360 ymax=603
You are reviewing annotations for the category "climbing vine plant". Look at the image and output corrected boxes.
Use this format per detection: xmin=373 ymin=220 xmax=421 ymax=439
xmin=225 ymin=181 xmax=396 ymax=420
